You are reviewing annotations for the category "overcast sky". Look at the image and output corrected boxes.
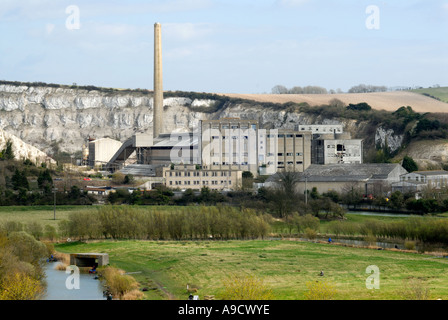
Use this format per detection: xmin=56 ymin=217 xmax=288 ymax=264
xmin=1 ymin=0 xmax=447 ymax=93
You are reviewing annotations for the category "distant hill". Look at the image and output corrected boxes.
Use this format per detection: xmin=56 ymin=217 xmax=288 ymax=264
xmin=220 ymin=91 xmax=448 ymax=113
xmin=411 ymin=87 xmax=448 ymax=104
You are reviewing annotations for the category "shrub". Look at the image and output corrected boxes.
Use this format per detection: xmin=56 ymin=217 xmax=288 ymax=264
xmin=0 ymin=272 xmax=43 ymax=300
xmin=220 ymin=275 xmax=274 ymax=300
xmin=404 ymin=241 xmax=416 ymax=251
xmin=304 ymin=227 xmax=317 ymax=240
xmin=363 ymin=233 xmax=377 ymax=246
xmin=101 ymin=267 xmax=141 ymax=300
xmin=304 ymin=281 xmax=337 ymax=300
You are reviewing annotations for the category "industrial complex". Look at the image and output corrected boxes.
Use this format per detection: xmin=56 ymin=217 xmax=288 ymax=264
xmin=83 ymin=23 xmax=370 ymax=192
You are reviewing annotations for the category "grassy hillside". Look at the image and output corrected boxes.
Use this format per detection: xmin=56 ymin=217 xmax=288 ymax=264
xmin=55 ymin=239 xmax=448 ymax=300
xmin=411 ymin=87 xmax=448 ymax=104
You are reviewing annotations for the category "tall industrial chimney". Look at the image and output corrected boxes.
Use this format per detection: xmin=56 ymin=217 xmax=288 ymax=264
xmin=153 ymin=22 xmax=163 ymax=138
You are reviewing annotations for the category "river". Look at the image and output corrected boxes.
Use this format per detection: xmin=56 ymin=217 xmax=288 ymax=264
xmin=42 ymin=262 xmax=106 ymax=300
xmin=346 ymin=211 xmax=415 ymax=218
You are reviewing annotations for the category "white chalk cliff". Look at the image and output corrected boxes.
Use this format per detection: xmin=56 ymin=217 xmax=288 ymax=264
xmin=0 ymin=128 xmax=55 ymax=165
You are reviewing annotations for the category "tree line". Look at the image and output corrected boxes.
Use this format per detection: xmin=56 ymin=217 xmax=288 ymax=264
xmin=327 ymin=216 xmax=448 ymax=247
xmin=58 ymin=206 xmax=272 ymax=241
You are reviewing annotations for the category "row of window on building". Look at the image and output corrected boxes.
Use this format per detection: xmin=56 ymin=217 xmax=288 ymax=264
xmin=169 ymin=180 xmax=232 ymax=186
xmin=168 ymin=171 xmax=231 ymax=177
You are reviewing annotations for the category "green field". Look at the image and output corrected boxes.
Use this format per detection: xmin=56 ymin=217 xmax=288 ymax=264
xmin=411 ymin=87 xmax=448 ymax=103
xmin=56 ymin=239 xmax=448 ymax=300
xmin=0 ymin=205 xmax=94 ymax=229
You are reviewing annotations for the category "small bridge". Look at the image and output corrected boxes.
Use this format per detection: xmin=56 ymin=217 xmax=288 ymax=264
xmin=70 ymin=253 xmax=109 ymax=268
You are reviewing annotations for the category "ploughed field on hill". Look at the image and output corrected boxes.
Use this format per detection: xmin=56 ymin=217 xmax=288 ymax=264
xmin=221 ymin=91 xmax=448 ymax=113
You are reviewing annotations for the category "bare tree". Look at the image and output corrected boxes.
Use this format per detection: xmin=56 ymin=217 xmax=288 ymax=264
xmin=271 ymin=85 xmax=288 ymax=94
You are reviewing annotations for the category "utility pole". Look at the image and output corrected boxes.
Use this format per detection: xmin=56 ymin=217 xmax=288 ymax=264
xmin=305 ymin=175 xmax=308 ymax=206
xmin=52 ymin=188 xmax=58 ymax=220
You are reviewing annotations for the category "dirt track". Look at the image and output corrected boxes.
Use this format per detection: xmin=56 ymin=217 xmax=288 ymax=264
xmin=220 ymin=92 xmax=448 ymax=113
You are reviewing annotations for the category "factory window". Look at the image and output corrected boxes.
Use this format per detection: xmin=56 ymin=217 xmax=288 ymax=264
xmin=222 ymin=125 xmax=229 ymax=129
xmin=232 ymin=136 xmax=238 ymax=139
xmin=337 ymin=144 xmax=345 ymax=152
xmin=278 ymin=134 xmax=285 ymax=138
xmin=287 ymin=161 xmax=294 ymax=165
xmin=267 ymin=134 xmax=275 ymax=138
xmin=278 ymin=162 xmax=284 ymax=165
xmin=241 ymin=162 xmax=248 ymax=165
xmin=243 ymin=136 xmax=248 ymax=139
xmin=212 ymin=136 xmax=219 ymax=140
xmin=296 ymin=153 xmax=303 ymax=156
xmin=213 ymin=162 xmax=219 ymax=165
xmin=267 ymin=153 xmax=274 ymax=157
xmin=222 ymin=136 xmax=227 ymax=139
xmin=296 ymin=161 xmax=303 ymax=165
xmin=296 ymin=134 xmax=303 ymax=138
xmin=251 ymin=124 xmax=257 ymax=130
xmin=287 ymin=134 xmax=294 ymax=138
xmin=169 ymin=172 xmax=172 ymax=177
xmin=169 ymin=181 xmax=172 ymax=185
xmin=229 ymin=180 xmax=232 ymax=185
xmin=222 ymin=162 xmax=228 ymax=165
xmin=286 ymin=153 xmax=293 ymax=156
xmin=278 ymin=153 xmax=284 ymax=156
xmin=233 ymin=162 xmax=238 ymax=165
xmin=231 ymin=125 xmax=239 ymax=129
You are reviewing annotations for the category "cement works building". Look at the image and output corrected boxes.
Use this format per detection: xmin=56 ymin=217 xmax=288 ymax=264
xmin=90 ymin=119 xmax=363 ymax=191
xmin=163 ymin=164 xmax=243 ymax=191
xmin=265 ymin=163 xmax=408 ymax=195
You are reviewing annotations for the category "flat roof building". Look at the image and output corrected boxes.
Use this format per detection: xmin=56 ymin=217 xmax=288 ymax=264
xmin=163 ymin=164 xmax=242 ymax=191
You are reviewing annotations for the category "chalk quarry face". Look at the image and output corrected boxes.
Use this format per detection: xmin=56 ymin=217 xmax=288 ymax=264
xmin=0 ymin=85 xmax=214 ymax=154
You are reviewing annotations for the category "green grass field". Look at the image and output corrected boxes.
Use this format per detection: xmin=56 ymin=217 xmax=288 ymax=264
xmin=0 ymin=205 xmax=95 ymax=229
xmin=411 ymin=87 xmax=448 ymax=103
xmin=55 ymin=239 xmax=448 ymax=300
